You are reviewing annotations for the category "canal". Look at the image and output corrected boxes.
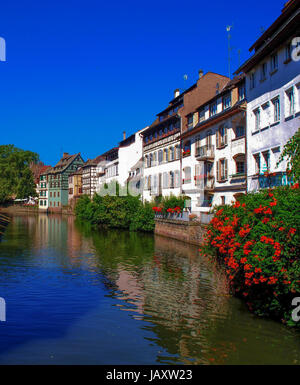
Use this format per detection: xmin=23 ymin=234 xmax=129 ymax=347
xmin=0 ymin=214 xmax=299 ymax=365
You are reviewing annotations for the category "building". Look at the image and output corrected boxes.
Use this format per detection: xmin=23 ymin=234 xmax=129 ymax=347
xmin=68 ymin=167 xmax=83 ymax=206
xmin=181 ymin=75 xmax=247 ymax=214
xmin=96 ymin=129 xmax=147 ymax=195
xmin=47 ymin=153 xmax=84 ymax=210
xmin=82 ymin=156 xmax=104 ymax=197
xmin=142 ymin=71 xmax=230 ymax=203
xmin=235 ymin=0 xmax=300 ymax=192
xmin=97 ymin=147 xmax=119 ymax=191
xmin=34 ymin=165 xmax=51 ymax=209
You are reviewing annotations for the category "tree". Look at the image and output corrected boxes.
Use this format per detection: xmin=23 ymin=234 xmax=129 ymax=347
xmin=0 ymin=145 xmax=39 ymax=203
xmin=277 ymin=129 xmax=300 ymax=183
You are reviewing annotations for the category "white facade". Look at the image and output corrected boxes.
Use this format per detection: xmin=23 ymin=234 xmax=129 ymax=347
xmin=143 ymin=131 xmax=181 ymax=202
xmin=242 ymin=12 xmax=300 ymax=192
xmin=38 ymin=175 xmax=49 ymax=210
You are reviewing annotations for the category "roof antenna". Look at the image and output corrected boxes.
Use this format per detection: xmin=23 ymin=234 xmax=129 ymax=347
xmin=226 ymin=25 xmax=233 ymax=79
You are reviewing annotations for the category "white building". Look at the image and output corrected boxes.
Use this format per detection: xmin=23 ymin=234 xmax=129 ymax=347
xmin=96 ymin=128 xmax=147 ymax=195
xmin=181 ymin=75 xmax=247 ymax=214
xmin=235 ymin=0 xmax=300 ymax=192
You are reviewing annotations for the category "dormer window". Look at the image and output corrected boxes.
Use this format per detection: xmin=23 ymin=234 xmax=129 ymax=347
xmin=222 ymin=93 xmax=231 ymax=110
xmin=187 ymin=115 xmax=193 ymax=130
xmin=209 ymin=102 xmax=217 ymax=117
xmin=199 ymin=108 xmax=205 ymax=122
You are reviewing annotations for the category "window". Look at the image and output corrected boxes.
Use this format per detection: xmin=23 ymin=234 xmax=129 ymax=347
xmin=235 ymin=155 xmax=245 ymax=175
xmin=183 ymin=167 xmax=191 ymax=184
xmin=54 ymin=192 xmax=56 ymax=198
xmin=158 ymin=150 xmax=163 ymax=164
xmin=209 ymin=102 xmax=217 ymax=117
xmin=175 ymin=145 xmax=180 ymax=160
xmin=238 ymin=83 xmax=246 ymax=101
xmin=163 ymin=172 xmax=168 ymax=189
xmin=221 ymin=196 xmax=225 ymax=205
xmin=286 ymin=88 xmax=295 ymax=116
xmin=262 ymin=151 xmax=270 ymax=172
xmin=50 ymin=192 xmax=52 ymax=197
xmin=250 ymin=73 xmax=255 ymax=89
xmin=285 ymin=42 xmax=292 ymax=61
xmin=270 ymin=53 xmax=278 ymax=72
xmin=272 ymin=97 xmax=280 ymax=122
xmin=235 ymin=126 xmax=245 ymax=138
xmin=222 ymin=93 xmax=231 ymax=110
xmin=169 ymin=172 xmax=175 ymax=189
xmin=216 ymin=126 xmax=227 ymax=148
xmin=199 ymin=108 xmax=205 ymax=122
xmin=254 ymin=153 xmax=261 ymax=174
xmin=261 ymin=62 xmax=267 ymax=80
xmin=164 ymin=148 xmax=169 ymax=162
xmin=254 ymin=108 xmax=260 ymax=131
xmin=217 ymin=159 xmax=228 ymax=181
xmin=69 ymin=188 xmax=73 ymax=195
xmin=169 ymin=147 xmax=175 ymax=161
xmin=40 ymin=200 xmax=43 ymax=206
xmin=57 ymin=191 xmax=60 ymax=197
xmin=57 ymin=202 xmax=60 ymax=207
xmin=44 ymin=201 xmax=46 ymax=206
xmin=187 ymin=115 xmax=193 ymax=129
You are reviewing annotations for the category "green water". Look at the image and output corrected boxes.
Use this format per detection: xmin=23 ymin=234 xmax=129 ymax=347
xmin=0 ymin=213 xmax=299 ymax=365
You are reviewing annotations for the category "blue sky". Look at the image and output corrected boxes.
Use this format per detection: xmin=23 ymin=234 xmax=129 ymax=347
xmin=0 ymin=0 xmax=285 ymax=165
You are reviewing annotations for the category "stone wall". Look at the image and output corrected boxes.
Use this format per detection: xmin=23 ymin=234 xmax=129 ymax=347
xmin=154 ymin=218 xmax=207 ymax=246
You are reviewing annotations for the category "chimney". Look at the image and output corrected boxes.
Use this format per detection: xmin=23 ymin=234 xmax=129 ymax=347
xmin=63 ymin=152 xmax=69 ymax=158
xmin=198 ymin=69 xmax=204 ymax=79
xmin=123 ymin=131 xmax=126 ymax=140
xmin=174 ymin=89 xmax=180 ymax=98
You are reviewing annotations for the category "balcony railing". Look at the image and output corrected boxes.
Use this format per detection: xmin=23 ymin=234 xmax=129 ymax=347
xmin=195 ymin=145 xmax=215 ymax=159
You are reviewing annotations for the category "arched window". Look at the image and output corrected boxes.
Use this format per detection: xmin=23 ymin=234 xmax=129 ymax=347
xmin=158 ymin=150 xmax=163 ymax=164
xmin=169 ymin=147 xmax=174 ymax=161
xmin=164 ymin=148 xmax=169 ymax=162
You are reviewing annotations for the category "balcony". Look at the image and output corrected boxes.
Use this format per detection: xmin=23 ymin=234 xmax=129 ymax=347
xmin=195 ymin=145 xmax=215 ymax=160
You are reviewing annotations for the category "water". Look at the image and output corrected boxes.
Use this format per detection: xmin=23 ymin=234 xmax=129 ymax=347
xmin=0 ymin=214 xmax=299 ymax=365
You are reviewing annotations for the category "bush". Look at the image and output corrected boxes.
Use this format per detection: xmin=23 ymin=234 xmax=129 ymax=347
xmin=200 ymin=184 xmax=300 ymax=327
xmin=75 ymin=191 xmax=155 ymax=232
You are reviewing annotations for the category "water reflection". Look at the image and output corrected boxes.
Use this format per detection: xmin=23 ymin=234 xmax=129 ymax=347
xmin=0 ymin=214 xmax=299 ymax=365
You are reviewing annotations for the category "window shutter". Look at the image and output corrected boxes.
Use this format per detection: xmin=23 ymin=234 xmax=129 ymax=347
xmin=175 ymin=170 xmax=180 ymax=187
xmin=217 ymin=161 xmax=220 ymax=181
xmin=216 ymin=130 xmax=219 ymax=148
xmin=225 ymin=159 xmax=228 ymax=179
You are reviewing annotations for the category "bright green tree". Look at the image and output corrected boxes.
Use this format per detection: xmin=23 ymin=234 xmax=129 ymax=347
xmin=0 ymin=145 xmax=39 ymax=203
xmin=278 ymin=128 xmax=300 ymax=183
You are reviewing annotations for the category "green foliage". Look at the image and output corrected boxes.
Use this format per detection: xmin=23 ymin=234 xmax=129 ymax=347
xmin=277 ymin=128 xmax=300 ymax=182
xmin=0 ymin=145 xmax=39 ymax=203
xmin=75 ymin=188 xmax=155 ymax=232
xmin=200 ymin=185 xmax=300 ymax=327
xmin=160 ymin=195 xmax=187 ymax=215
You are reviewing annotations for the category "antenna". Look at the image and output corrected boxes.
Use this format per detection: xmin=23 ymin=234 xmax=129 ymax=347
xmin=226 ymin=25 xmax=233 ymax=79
xmin=182 ymin=74 xmax=188 ymax=91
xmin=237 ymin=49 xmax=241 ymax=68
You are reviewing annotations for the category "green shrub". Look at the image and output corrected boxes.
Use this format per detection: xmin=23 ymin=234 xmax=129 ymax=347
xmin=200 ymin=184 xmax=300 ymax=327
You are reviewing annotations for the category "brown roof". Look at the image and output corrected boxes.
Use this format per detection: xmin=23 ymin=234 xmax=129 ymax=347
xmin=82 ymin=155 xmax=105 ymax=168
xmin=48 ymin=153 xmax=82 ymax=174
